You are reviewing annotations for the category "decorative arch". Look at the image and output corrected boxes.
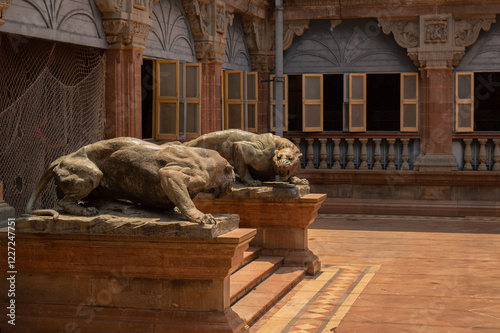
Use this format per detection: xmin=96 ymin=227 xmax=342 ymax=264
xmin=222 ymin=15 xmax=251 ymax=71
xmin=144 ymin=0 xmax=197 ymax=62
xmin=456 ymin=15 xmax=500 ymax=72
xmin=284 ymin=19 xmax=417 ymax=74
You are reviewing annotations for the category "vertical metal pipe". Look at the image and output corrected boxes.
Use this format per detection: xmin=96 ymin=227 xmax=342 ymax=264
xmin=275 ymin=0 xmax=284 ymax=138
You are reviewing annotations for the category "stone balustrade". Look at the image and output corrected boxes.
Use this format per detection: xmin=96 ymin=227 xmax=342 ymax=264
xmin=288 ymin=135 xmax=500 ymax=172
xmin=454 ymin=137 xmax=500 ymax=171
xmin=288 ymin=135 xmax=420 ymax=171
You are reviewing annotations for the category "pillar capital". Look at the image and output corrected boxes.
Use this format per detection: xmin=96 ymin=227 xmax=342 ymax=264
xmin=379 ymin=14 xmax=496 ymax=70
xmin=95 ymin=0 xmax=157 ymax=50
xmin=243 ymin=17 xmax=309 ymax=72
xmin=183 ymin=0 xmax=233 ymax=63
xmin=0 ymin=0 xmax=13 ymax=26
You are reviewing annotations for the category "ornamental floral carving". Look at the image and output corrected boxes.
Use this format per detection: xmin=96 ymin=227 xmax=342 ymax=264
xmin=0 ymin=0 xmax=13 ymax=26
xmin=96 ymin=0 xmax=156 ymax=49
xmin=378 ymin=17 xmax=419 ymax=48
xmin=425 ymin=19 xmax=448 ymax=43
xmin=183 ymin=0 xmax=232 ymax=62
xmin=454 ymin=16 xmax=496 ymax=47
xmin=183 ymin=0 xmax=208 ymax=36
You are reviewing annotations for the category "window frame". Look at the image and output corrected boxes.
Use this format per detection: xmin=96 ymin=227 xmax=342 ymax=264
xmin=246 ymin=72 xmax=259 ymax=132
xmin=302 ymin=74 xmax=324 ymax=132
xmin=348 ymin=73 xmax=367 ymax=132
xmin=455 ymin=72 xmax=474 ymax=133
xmin=400 ymin=72 xmax=419 ymax=132
xmin=155 ymin=60 xmax=179 ymax=141
xmin=183 ymin=62 xmax=202 ymax=139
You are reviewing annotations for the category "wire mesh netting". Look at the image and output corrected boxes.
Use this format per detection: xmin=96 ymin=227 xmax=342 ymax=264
xmin=0 ymin=33 xmax=106 ymax=215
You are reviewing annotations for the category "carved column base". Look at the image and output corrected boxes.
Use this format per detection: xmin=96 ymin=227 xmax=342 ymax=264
xmin=414 ymin=154 xmax=458 ymax=172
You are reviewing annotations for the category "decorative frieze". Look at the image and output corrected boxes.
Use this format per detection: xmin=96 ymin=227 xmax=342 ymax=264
xmin=96 ymin=0 xmax=157 ymax=49
xmin=424 ymin=18 xmax=448 ymax=43
xmin=0 ymin=0 xmax=13 ymax=26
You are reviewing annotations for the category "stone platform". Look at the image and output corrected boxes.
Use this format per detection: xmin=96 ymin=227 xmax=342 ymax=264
xmin=194 ymin=183 xmax=326 ymax=275
xmin=0 ymin=203 xmax=256 ymax=333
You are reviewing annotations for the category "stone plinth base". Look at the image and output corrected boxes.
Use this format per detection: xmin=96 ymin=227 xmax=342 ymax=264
xmin=414 ymin=154 xmax=458 ymax=171
xmin=0 ymin=205 xmax=255 ymax=333
xmin=194 ymin=184 xmax=326 ymax=275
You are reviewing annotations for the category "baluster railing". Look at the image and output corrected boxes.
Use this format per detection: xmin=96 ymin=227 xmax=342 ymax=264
xmin=305 ymin=138 xmax=315 ymax=169
xmin=346 ymin=138 xmax=355 ymax=170
xmin=478 ymin=139 xmax=488 ymax=171
xmin=319 ymin=138 xmax=328 ymax=169
xmin=494 ymin=139 xmax=500 ymax=171
xmin=359 ymin=138 xmax=368 ymax=170
xmin=332 ymin=138 xmax=341 ymax=170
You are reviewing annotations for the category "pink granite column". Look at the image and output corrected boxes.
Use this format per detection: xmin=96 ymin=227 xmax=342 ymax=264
xmin=201 ymin=62 xmax=223 ymax=134
xmin=415 ymin=68 xmax=458 ymax=171
xmin=104 ymin=49 xmax=143 ymax=139
xmin=257 ymin=72 xmax=270 ymax=133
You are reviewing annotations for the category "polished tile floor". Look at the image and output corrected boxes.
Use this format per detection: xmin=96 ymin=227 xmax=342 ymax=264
xmin=251 ymin=214 xmax=500 ymax=332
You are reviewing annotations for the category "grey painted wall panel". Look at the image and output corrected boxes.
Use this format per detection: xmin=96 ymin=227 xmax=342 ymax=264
xmin=456 ymin=16 xmax=500 ymax=72
xmin=0 ymin=0 xmax=108 ymax=49
xmin=144 ymin=0 xmax=197 ymax=62
xmin=222 ymin=15 xmax=252 ymax=71
xmin=283 ymin=19 xmax=416 ymax=74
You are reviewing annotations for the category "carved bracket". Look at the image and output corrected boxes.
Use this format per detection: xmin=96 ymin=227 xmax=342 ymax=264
xmin=243 ymin=17 xmax=309 ymax=72
xmin=0 ymin=0 xmax=13 ymax=26
xmin=454 ymin=15 xmax=496 ymax=47
xmin=378 ymin=14 xmax=497 ymax=70
xmin=283 ymin=20 xmax=309 ymax=50
xmin=183 ymin=0 xmax=233 ymax=62
xmin=95 ymin=0 xmax=157 ymax=49
xmin=378 ymin=17 xmax=419 ymax=49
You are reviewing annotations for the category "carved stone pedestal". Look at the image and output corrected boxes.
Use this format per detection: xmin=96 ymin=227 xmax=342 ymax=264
xmin=194 ymin=183 xmax=326 ymax=275
xmin=0 ymin=204 xmax=255 ymax=333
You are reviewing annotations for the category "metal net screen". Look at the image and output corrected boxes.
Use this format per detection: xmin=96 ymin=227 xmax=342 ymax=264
xmin=0 ymin=34 xmax=106 ymax=215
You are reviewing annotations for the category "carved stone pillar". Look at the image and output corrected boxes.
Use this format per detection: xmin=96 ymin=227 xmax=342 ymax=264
xmin=401 ymin=138 xmax=410 ymax=170
xmin=463 ymin=138 xmax=473 ymax=171
xmin=478 ymin=138 xmax=488 ymax=171
xmin=379 ymin=14 xmax=495 ymax=171
xmin=0 ymin=0 xmax=13 ymax=26
xmin=493 ymin=139 xmax=500 ymax=171
xmin=305 ymin=138 xmax=314 ymax=169
xmin=96 ymin=0 xmax=156 ymax=139
xmin=318 ymin=138 xmax=328 ymax=169
xmin=359 ymin=138 xmax=368 ymax=170
xmin=332 ymin=138 xmax=341 ymax=170
xmin=346 ymin=138 xmax=355 ymax=170
xmin=201 ymin=62 xmax=222 ymax=134
xmin=386 ymin=138 xmax=396 ymax=170
xmin=373 ymin=138 xmax=382 ymax=170
xmin=184 ymin=0 xmax=233 ymax=134
xmin=104 ymin=49 xmax=144 ymax=138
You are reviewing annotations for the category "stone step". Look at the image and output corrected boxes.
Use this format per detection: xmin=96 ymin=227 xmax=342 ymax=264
xmin=231 ymin=266 xmax=306 ymax=326
xmin=230 ymin=255 xmax=283 ymax=305
xmin=230 ymin=246 xmax=262 ymax=275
